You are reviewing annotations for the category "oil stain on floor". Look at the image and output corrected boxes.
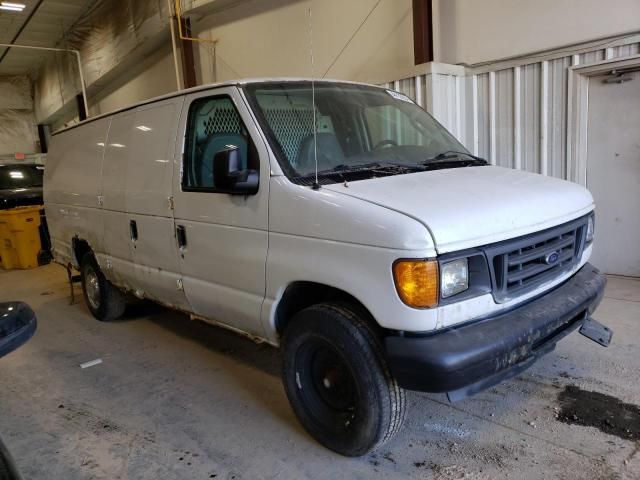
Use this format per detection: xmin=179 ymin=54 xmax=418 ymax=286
xmin=557 ymin=385 xmax=640 ymax=441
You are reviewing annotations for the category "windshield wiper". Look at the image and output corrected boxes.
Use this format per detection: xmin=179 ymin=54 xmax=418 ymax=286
xmin=309 ymin=161 xmax=425 ymax=176
xmin=423 ymin=151 xmax=487 ymax=164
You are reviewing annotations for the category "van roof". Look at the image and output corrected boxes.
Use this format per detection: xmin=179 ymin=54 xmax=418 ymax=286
xmin=52 ymin=77 xmax=386 ymax=135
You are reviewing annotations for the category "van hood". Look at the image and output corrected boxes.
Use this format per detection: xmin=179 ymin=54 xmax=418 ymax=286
xmin=323 ymin=166 xmax=594 ymax=253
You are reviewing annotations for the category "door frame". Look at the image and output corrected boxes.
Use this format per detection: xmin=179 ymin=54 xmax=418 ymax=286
xmin=567 ymin=53 xmax=640 ymax=186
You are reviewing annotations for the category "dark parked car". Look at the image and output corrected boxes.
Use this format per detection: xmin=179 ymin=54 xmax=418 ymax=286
xmin=0 ymin=164 xmax=44 ymax=210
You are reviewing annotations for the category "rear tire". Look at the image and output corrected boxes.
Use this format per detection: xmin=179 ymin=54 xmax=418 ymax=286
xmin=282 ymin=302 xmax=406 ymax=456
xmin=80 ymin=254 xmax=126 ymax=321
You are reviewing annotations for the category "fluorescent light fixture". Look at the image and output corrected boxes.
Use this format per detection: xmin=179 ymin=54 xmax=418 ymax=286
xmin=109 ymin=143 xmax=126 ymax=148
xmin=9 ymin=171 xmax=24 ymax=179
xmin=0 ymin=2 xmax=25 ymax=11
xmin=136 ymin=125 xmax=152 ymax=132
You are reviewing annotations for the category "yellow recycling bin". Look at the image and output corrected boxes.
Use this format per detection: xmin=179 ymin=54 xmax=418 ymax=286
xmin=0 ymin=205 xmax=43 ymax=270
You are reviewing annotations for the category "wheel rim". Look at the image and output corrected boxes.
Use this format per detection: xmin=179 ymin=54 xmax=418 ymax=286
xmin=84 ymin=266 xmax=101 ymax=310
xmin=295 ymin=338 xmax=359 ymax=432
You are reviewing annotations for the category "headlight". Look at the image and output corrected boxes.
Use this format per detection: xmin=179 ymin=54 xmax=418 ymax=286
xmin=393 ymin=259 xmax=439 ymax=308
xmin=586 ymin=215 xmax=595 ymax=243
xmin=440 ymin=258 xmax=469 ymax=298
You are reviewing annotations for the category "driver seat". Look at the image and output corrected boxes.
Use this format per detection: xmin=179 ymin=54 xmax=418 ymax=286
xmin=295 ymin=133 xmax=345 ymax=174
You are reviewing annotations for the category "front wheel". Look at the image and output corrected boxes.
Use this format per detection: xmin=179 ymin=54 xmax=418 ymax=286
xmin=80 ymin=254 xmax=126 ymax=321
xmin=282 ymin=303 xmax=406 ymax=456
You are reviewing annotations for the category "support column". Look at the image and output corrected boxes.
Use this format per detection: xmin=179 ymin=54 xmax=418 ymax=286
xmin=412 ymin=0 xmax=434 ymax=65
xmin=180 ymin=18 xmax=197 ymax=89
xmin=75 ymin=93 xmax=87 ymax=121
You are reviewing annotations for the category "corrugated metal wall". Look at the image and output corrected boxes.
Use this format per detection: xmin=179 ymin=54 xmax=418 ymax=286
xmin=383 ymin=73 xmax=463 ymax=142
xmin=383 ymin=34 xmax=640 ymax=182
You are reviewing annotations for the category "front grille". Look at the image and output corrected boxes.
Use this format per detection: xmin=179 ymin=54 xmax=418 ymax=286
xmin=484 ymin=216 xmax=589 ymax=303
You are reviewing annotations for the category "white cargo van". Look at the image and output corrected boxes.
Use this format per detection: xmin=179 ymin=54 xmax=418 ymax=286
xmin=45 ymin=79 xmax=610 ymax=456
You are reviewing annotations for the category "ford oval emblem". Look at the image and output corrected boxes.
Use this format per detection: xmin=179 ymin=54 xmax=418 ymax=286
xmin=545 ymin=251 xmax=560 ymax=265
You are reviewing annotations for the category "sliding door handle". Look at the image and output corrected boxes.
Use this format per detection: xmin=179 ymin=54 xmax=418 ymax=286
xmin=176 ymin=225 xmax=187 ymax=248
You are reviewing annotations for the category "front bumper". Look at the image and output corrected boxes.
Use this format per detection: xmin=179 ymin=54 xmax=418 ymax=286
xmin=384 ymin=263 xmax=606 ymax=401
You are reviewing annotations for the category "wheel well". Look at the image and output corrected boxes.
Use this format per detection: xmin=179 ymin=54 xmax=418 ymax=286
xmin=275 ymin=282 xmax=377 ymax=334
xmin=72 ymin=238 xmax=92 ymax=268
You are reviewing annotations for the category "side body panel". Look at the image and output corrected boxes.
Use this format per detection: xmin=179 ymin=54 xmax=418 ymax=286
xmin=261 ymin=176 xmax=436 ymax=344
xmin=99 ymin=97 xmax=189 ymax=309
xmin=101 ymin=110 xmax=137 ymax=288
xmin=44 ymin=117 xmax=111 ymax=266
xmin=172 ymin=86 xmax=270 ymax=337
xmin=126 ymin=98 xmax=189 ymax=309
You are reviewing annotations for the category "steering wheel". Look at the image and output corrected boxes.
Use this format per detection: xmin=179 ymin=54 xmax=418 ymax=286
xmin=373 ymin=139 xmax=398 ymax=150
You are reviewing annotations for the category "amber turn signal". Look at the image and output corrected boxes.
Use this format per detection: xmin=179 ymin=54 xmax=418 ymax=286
xmin=393 ymin=259 xmax=439 ymax=308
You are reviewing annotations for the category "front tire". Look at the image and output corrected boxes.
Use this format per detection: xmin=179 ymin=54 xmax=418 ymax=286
xmin=80 ymin=254 xmax=126 ymax=321
xmin=282 ymin=303 xmax=406 ymax=456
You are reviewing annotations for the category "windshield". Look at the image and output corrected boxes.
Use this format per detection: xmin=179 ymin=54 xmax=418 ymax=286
xmin=244 ymin=82 xmax=474 ymax=184
xmin=0 ymin=165 xmax=44 ymax=190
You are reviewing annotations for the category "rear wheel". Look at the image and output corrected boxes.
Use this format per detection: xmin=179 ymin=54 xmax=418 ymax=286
xmin=282 ymin=302 xmax=406 ymax=456
xmin=80 ymin=254 xmax=126 ymax=321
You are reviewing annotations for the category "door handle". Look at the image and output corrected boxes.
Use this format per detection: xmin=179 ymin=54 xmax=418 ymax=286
xmin=176 ymin=225 xmax=187 ymax=249
xmin=130 ymin=220 xmax=138 ymax=241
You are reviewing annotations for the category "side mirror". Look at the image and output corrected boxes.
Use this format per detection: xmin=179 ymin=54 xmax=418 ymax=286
xmin=213 ymin=147 xmax=259 ymax=195
xmin=0 ymin=302 xmax=37 ymax=359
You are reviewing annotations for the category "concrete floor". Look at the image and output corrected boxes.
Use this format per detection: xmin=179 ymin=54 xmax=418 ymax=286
xmin=0 ymin=264 xmax=638 ymax=480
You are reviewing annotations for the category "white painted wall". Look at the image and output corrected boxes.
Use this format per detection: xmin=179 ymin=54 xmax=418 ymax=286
xmin=192 ymin=0 xmax=414 ymax=85
xmin=434 ymin=0 xmax=640 ymax=65
xmin=91 ymin=50 xmax=178 ymax=116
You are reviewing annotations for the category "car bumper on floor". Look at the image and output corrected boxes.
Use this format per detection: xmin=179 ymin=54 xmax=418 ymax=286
xmin=384 ymin=263 xmax=607 ymax=402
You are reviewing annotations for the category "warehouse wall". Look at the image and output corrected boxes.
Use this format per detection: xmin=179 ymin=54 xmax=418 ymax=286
xmin=36 ymin=0 xmax=415 ymax=129
xmin=33 ymin=0 xmax=171 ymax=127
xmin=0 ymin=76 xmax=38 ymax=156
xmin=91 ymin=49 xmax=177 ymax=116
xmin=32 ymin=0 xmax=640 ymax=135
xmin=192 ymin=0 xmax=414 ymax=84
xmin=433 ymin=0 xmax=640 ymax=65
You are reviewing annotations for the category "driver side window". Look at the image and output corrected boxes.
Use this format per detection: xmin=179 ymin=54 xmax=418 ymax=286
xmin=183 ymin=95 xmax=258 ymax=191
